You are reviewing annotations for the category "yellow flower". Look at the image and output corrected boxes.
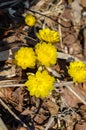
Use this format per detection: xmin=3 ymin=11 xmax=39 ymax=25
xmin=14 ymin=47 xmax=36 ymax=69
xmin=36 ymin=28 xmax=60 ymax=43
xmin=68 ymin=61 xmax=86 ymax=82
xmin=25 ymin=14 xmax=36 ymax=26
xmin=35 ymin=42 xmax=57 ymax=67
xmin=25 ymin=70 xmax=55 ymax=98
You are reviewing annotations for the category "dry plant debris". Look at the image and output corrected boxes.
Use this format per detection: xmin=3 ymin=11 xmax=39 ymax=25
xmin=0 ymin=0 xmax=86 ymax=130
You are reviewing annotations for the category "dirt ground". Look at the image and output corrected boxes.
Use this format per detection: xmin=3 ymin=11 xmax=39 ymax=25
xmin=0 ymin=0 xmax=86 ymax=130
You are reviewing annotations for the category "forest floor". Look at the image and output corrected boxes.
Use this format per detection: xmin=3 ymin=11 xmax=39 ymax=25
xmin=0 ymin=0 xmax=86 ymax=130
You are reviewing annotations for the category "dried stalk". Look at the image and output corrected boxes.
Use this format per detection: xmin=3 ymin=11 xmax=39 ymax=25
xmin=83 ymin=28 xmax=86 ymax=57
xmin=46 ymin=67 xmax=61 ymax=78
xmin=58 ymin=52 xmax=80 ymax=61
xmin=55 ymin=82 xmax=86 ymax=105
xmin=0 ymin=84 xmax=24 ymax=88
xmin=66 ymin=85 xmax=86 ymax=105
xmin=54 ymin=81 xmax=73 ymax=87
xmin=58 ymin=17 xmax=63 ymax=49
xmin=0 ymin=98 xmax=31 ymax=130
xmin=44 ymin=116 xmax=54 ymax=130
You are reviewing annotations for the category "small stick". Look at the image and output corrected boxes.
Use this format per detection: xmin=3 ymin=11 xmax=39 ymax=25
xmin=0 ymin=84 xmax=25 ymax=88
xmin=66 ymin=85 xmax=86 ymax=105
xmin=0 ymin=79 xmax=21 ymax=83
xmin=0 ymin=98 xmax=31 ymax=130
xmin=58 ymin=17 xmax=63 ymax=49
xmin=58 ymin=52 xmax=80 ymax=61
xmin=54 ymin=81 xmax=73 ymax=87
xmin=44 ymin=116 xmax=54 ymax=130
xmin=46 ymin=67 xmax=61 ymax=78
xmin=28 ymin=9 xmax=72 ymax=28
xmin=83 ymin=28 xmax=86 ymax=57
xmin=55 ymin=82 xmax=86 ymax=105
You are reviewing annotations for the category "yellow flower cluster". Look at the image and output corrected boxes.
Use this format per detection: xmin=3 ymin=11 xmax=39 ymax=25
xmin=25 ymin=14 xmax=36 ymax=27
xmin=14 ymin=47 xmax=36 ymax=69
xmin=14 ymin=26 xmax=59 ymax=98
xmin=68 ymin=61 xmax=86 ymax=83
xmin=35 ymin=42 xmax=57 ymax=66
xmin=25 ymin=70 xmax=55 ymax=98
xmin=36 ymin=28 xmax=60 ymax=43
xmin=15 ymin=42 xmax=57 ymax=69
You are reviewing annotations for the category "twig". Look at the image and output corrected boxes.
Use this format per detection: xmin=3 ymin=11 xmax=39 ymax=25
xmin=55 ymin=82 xmax=86 ymax=105
xmin=0 ymin=79 xmax=22 ymax=83
xmin=28 ymin=9 xmax=72 ymax=28
xmin=0 ymin=84 xmax=25 ymax=88
xmin=46 ymin=67 xmax=61 ymax=78
xmin=58 ymin=17 xmax=63 ymax=49
xmin=66 ymin=85 xmax=86 ymax=105
xmin=0 ymin=98 xmax=31 ymax=130
xmin=44 ymin=116 xmax=54 ymax=130
xmin=57 ymin=0 xmax=63 ymax=6
xmin=83 ymin=28 xmax=86 ymax=57
xmin=54 ymin=81 xmax=73 ymax=87
xmin=58 ymin=52 xmax=80 ymax=61
xmin=20 ymin=33 xmax=37 ymax=42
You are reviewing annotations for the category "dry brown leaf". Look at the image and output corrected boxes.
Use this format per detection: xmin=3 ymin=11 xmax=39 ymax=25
xmin=45 ymin=99 xmax=59 ymax=115
xmin=0 ymin=87 xmax=14 ymax=99
xmin=61 ymin=83 xmax=86 ymax=107
xmin=75 ymin=122 xmax=86 ymax=130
